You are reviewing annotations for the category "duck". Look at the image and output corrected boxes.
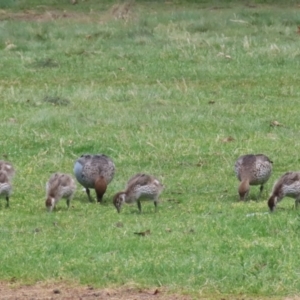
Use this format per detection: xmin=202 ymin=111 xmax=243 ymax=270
xmin=0 ymin=171 xmax=12 ymax=207
xmin=268 ymin=172 xmax=300 ymax=211
xmin=0 ymin=160 xmax=15 ymax=179
xmin=73 ymin=154 xmax=115 ymax=203
xmin=234 ymin=154 xmax=273 ymax=200
xmin=113 ymin=173 xmax=164 ymax=213
xmin=45 ymin=173 xmax=76 ymax=212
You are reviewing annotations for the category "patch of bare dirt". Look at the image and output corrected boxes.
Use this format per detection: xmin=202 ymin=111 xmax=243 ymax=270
xmin=0 ymin=282 xmax=192 ymax=300
xmin=0 ymin=1 xmax=135 ymax=23
xmin=0 ymin=10 xmax=96 ymax=22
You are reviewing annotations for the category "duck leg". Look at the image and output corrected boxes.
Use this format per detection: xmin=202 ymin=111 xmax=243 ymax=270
xmin=257 ymin=184 xmax=264 ymax=199
xmin=85 ymin=188 xmax=93 ymax=202
xmin=137 ymin=200 xmax=142 ymax=213
xmin=5 ymin=196 xmax=9 ymax=208
xmin=154 ymin=199 xmax=158 ymax=212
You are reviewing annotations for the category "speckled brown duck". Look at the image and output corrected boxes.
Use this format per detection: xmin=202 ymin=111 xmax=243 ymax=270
xmin=0 ymin=161 xmax=15 ymax=207
xmin=74 ymin=154 xmax=115 ymax=203
xmin=113 ymin=173 xmax=164 ymax=213
xmin=0 ymin=160 xmax=15 ymax=179
xmin=0 ymin=172 xmax=12 ymax=208
xmin=234 ymin=154 xmax=273 ymax=201
xmin=45 ymin=173 xmax=76 ymax=212
xmin=268 ymin=172 xmax=300 ymax=211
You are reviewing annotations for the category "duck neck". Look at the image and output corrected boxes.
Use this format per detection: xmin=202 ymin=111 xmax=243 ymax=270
xmin=95 ymin=176 xmax=107 ymax=203
xmin=239 ymin=179 xmax=250 ymax=201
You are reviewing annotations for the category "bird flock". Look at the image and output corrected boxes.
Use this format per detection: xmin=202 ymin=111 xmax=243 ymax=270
xmin=0 ymin=153 xmax=299 ymax=212
xmin=235 ymin=154 xmax=300 ymax=211
xmin=0 ymin=154 xmax=163 ymax=213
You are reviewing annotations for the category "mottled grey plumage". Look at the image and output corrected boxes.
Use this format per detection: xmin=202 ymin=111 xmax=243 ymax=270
xmin=74 ymin=154 xmax=115 ymax=202
xmin=234 ymin=154 xmax=273 ymax=200
xmin=0 ymin=160 xmax=15 ymax=180
xmin=0 ymin=161 xmax=15 ymax=207
xmin=0 ymin=171 xmax=12 ymax=207
xmin=268 ymin=172 xmax=300 ymax=211
xmin=113 ymin=173 xmax=164 ymax=213
xmin=46 ymin=173 xmax=76 ymax=212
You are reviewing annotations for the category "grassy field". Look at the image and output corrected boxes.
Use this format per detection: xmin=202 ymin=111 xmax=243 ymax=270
xmin=1 ymin=0 xmax=300 ymax=298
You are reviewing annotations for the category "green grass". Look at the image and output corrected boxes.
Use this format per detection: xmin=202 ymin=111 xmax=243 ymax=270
xmin=1 ymin=0 xmax=300 ymax=297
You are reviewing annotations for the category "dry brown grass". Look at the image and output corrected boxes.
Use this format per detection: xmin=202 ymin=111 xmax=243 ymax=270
xmin=110 ymin=0 xmax=135 ymax=21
